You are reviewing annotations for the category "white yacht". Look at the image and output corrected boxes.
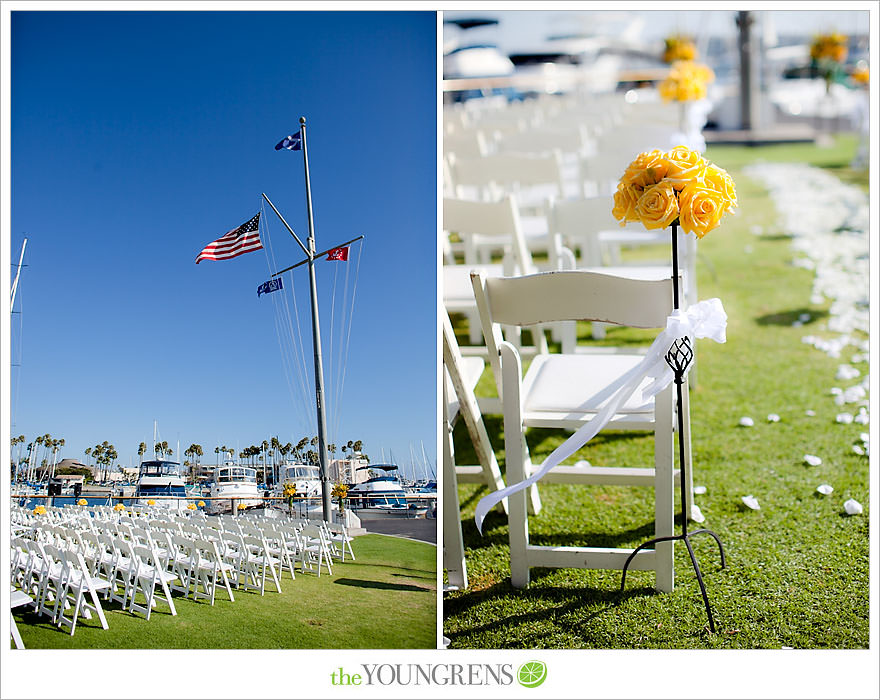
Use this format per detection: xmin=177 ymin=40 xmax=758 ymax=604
xmin=346 ymin=465 xmax=428 ymax=520
xmin=135 ymin=459 xmax=187 ymax=511
xmin=272 ymin=462 xmax=324 ymax=516
xmin=206 ymin=463 xmax=263 ymax=514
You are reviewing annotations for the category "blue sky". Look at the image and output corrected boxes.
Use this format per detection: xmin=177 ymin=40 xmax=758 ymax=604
xmin=7 ymin=11 xmax=438 ymax=478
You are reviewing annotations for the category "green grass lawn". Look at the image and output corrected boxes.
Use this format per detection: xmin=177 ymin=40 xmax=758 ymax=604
xmin=14 ymin=534 xmax=436 ymax=649
xmin=445 ymin=134 xmax=869 ymax=649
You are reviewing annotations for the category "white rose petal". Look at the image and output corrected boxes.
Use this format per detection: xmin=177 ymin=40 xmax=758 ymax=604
xmin=852 ymin=445 xmax=865 ymax=455
xmin=767 ymin=413 xmax=781 ymax=423
xmin=803 ymin=454 xmax=822 ymax=466
xmin=836 ymin=365 xmax=860 ymax=381
xmin=693 ymin=485 xmax=707 ymax=495
xmin=805 ymin=410 xmax=816 ymax=417
xmin=575 ymin=459 xmax=592 ymax=468
xmin=836 ymin=413 xmax=854 ymax=424
xmin=798 ymin=313 xmax=811 ymax=322
xmin=742 ymin=495 xmax=760 ymax=510
xmin=859 ymin=432 xmax=869 ymax=443
xmin=830 ymin=387 xmax=843 ymax=395
xmin=843 ymin=499 xmax=863 ymax=516
xmin=816 ymin=484 xmax=833 ymax=495
xmin=854 ymin=413 xmax=869 ymax=425
xmin=739 ymin=417 xmax=754 ymax=427
xmin=690 ymin=504 xmax=706 ymax=523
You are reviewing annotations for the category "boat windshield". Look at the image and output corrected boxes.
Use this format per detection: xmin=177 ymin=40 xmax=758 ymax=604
xmin=218 ymin=467 xmax=256 ymax=483
xmin=140 ymin=460 xmax=182 ymax=477
xmin=284 ymin=466 xmax=320 ymax=480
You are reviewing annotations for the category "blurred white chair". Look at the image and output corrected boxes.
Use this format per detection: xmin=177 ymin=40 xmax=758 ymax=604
xmin=471 ymin=269 xmax=694 ymax=591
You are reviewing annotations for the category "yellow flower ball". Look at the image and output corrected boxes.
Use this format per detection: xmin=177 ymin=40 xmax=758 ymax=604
xmin=33 ymin=505 xmax=46 ymax=515
xmin=77 ymin=498 xmax=88 ymax=506
xmin=147 ymin=499 xmax=156 ymax=506
xmin=238 ymin=503 xmax=247 ymax=510
xmin=635 ymin=181 xmax=680 ymax=230
xmin=198 ymin=500 xmax=206 ymax=507
xmin=678 ymin=182 xmax=728 ymax=238
xmin=187 ymin=503 xmax=197 ymax=511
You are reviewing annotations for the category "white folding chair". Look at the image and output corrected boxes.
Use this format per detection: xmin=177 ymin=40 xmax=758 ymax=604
xmin=471 ymin=269 xmax=694 ymax=592
xmin=54 ymin=548 xmax=111 ymax=635
xmin=129 ymin=545 xmax=178 ymax=620
xmin=326 ymin=523 xmax=355 ymax=563
xmin=191 ymin=538 xmax=236 ymax=605
xmin=298 ymin=525 xmax=333 ymax=577
xmin=11 ymin=587 xmax=34 ymax=649
xmin=444 ymin=195 xmax=575 ymax=352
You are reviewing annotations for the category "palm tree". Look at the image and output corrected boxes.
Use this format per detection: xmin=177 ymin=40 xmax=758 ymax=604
xmin=137 ymin=442 xmax=146 ymax=465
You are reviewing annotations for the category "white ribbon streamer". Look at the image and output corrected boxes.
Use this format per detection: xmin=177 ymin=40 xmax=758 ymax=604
xmin=475 ymin=298 xmax=727 ymax=534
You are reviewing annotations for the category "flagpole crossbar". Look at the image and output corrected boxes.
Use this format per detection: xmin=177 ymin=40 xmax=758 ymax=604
xmin=270 ymin=235 xmax=365 ymax=277
xmin=261 ymin=192 xmax=310 ymax=257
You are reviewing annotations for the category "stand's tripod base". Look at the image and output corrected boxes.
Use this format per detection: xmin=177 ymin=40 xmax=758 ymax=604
xmin=620 ymin=529 xmax=726 ymax=633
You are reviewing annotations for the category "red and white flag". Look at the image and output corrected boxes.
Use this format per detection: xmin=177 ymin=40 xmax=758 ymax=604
xmin=326 ymin=246 xmax=349 ymax=261
xmin=195 ymin=213 xmax=262 ymax=264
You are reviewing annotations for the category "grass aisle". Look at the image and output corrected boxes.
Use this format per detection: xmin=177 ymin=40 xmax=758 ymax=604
xmin=445 ymin=135 xmax=869 ymax=649
xmin=15 ymin=534 xmax=436 ymax=649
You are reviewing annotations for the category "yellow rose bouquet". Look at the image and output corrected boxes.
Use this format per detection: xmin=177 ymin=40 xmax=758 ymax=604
xmin=663 ymin=35 xmax=697 ymax=64
xmin=810 ymin=33 xmax=848 ymax=93
xmin=850 ymin=65 xmax=869 ymax=87
xmin=810 ymin=32 xmax=848 ymax=63
xmin=113 ymin=502 xmax=126 ymax=512
xmin=659 ymin=61 xmax=715 ymax=103
xmin=612 ymin=145 xmax=736 ymax=238
xmin=331 ymin=482 xmax=349 ymax=513
xmin=282 ymin=481 xmax=297 ymax=511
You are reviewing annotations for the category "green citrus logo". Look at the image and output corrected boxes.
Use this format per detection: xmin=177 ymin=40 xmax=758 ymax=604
xmin=517 ymin=660 xmax=547 ymax=688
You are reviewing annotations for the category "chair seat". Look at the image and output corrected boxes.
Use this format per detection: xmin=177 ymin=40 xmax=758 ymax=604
xmin=522 ymin=353 xmax=656 ymax=418
xmin=581 ymin=265 xmax=672 ymax=281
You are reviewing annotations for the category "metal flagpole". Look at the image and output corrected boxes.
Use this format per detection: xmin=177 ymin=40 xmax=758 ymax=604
xmin=299 ymin=117 xmax=333 ymax=522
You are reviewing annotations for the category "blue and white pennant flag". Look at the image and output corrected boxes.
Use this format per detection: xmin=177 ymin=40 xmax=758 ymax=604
xmin=257 ymin=278 xmax=283 ymax=297
xmin=274 ymin=132 xmax=302 ymax=151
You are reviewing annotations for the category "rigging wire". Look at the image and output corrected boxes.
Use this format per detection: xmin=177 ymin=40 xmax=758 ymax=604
xmin=260 ymin=201 xmax=315 ymax=437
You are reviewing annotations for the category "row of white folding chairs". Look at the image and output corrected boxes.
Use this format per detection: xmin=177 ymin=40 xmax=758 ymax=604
xmin=11 ymin=536 xmax=110 ymax=635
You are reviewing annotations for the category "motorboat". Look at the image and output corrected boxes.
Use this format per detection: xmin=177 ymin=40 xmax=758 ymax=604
xmin=346 ymin=465 xmax=429 ymax=520
xmin=135 ymin=459 xmax=187 ymax=511
xmin=206 ymin=463 xmax=263 ymax=514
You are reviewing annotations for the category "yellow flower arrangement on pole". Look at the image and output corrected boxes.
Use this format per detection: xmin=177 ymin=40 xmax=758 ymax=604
xmin=810 ymin=32 xmax=848 ymax=94
xmin=663 ymin=35 xmax=697 ymax=63
xmin=187 ymin=503 xmax=197 ymax=511
xmin=282 ymin=481 xmax=297 ymax=513
xmin=113 ymin=502 xmax=125 ymax=512
xmin=659 ymin=60 xmax=715 ymax=103
xmin=612 ymin=145 xmax=737 ymax=238
xmin=198 ymin=500 xmax=206 ymax=508
xmin=77 ymin=498 xmax=88 ymax=506
xmin=147 ymin=499 xmax=156 ymax=506
xmin=331 ymin=482 xmax=349 ymax=514
xmin=33 ymin=504 xmax=47 ymax=515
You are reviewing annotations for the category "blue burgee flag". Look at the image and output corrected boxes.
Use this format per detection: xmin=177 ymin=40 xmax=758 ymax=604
xmin=257 ymin=278 xmax=283 ymax=297
xmin=274 ymin=132 xmax=302 ymax=151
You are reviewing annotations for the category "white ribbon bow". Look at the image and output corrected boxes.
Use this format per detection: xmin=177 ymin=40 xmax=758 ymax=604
xmin=475 ymin=298 xmax=727 ymax=534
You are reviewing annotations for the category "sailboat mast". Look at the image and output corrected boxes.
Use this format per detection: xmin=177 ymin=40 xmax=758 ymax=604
xmin=300 ymin=117 xmax=333 ymax=522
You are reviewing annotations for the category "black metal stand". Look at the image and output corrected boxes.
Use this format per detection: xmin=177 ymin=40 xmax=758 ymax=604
xmin=620 ymin=221 xmax=726 ymax=633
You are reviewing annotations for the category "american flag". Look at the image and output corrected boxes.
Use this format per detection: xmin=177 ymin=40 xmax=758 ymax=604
xmin=195 ymin=213 xmax=262 ymax=264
